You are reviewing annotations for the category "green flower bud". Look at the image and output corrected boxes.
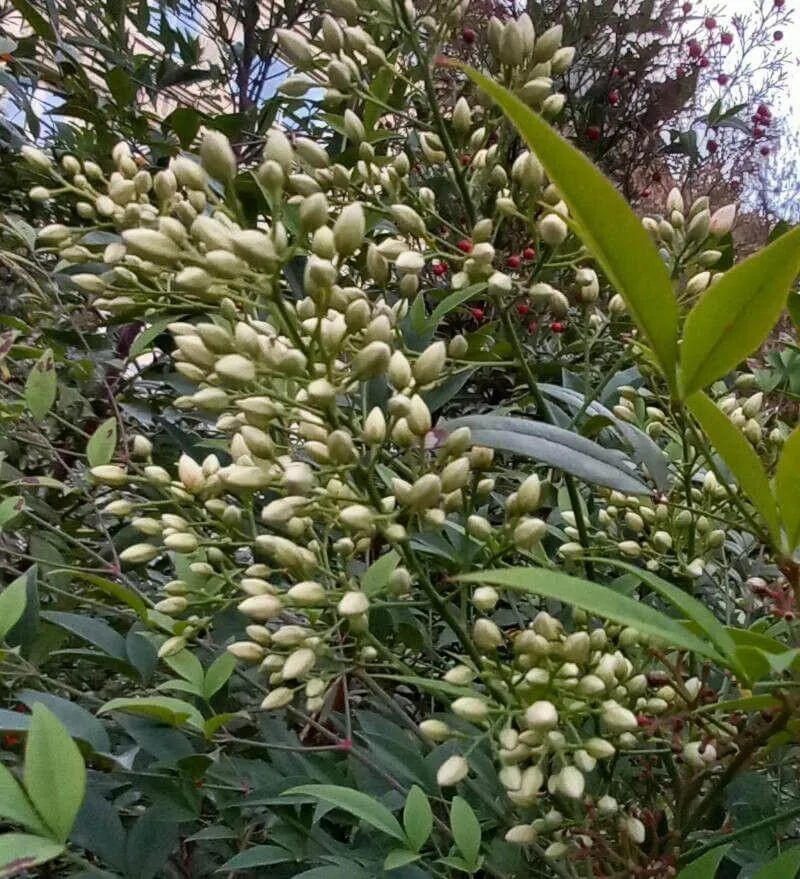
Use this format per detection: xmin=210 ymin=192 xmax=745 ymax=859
xmin=119 ymin=543 xmax=160 ymax=564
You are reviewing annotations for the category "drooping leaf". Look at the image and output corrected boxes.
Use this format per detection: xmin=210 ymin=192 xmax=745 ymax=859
xmin=41 ymin=611 xmax=128 ymax=660
xmin=218 ymin=845 xmax=296 ymax=870
xmin=752 ymin=845 xmax=800 ymax=879
xmin=680 ymin=225 xmax=800 ymax=396
xmin=675 ymin=844 xmax=732 ymax=879
xmin=24 ymin=705 xmax=86 ymax=842
xmin=99 ymin=696 xmax=205 ymax=731
xmin=776 ymin=427 xmax=800 ymax=552
xmin=0 ymin=763 xmax=50 ymax=836
xmin=283 ymin=785 xmax=407 ymax=843
xmin=457 ymin=569 xmax=726 ymax=665
xmin=687 ymin=391 xmax=781 ymax=546
xmin=450 ymin=797 xmax=481 ymax=866
xmin=85 ymin=417 xmax=117 ymax=467
xmin=441 ymin=415 xmax=649 ymax=494
xmin=403 ymin=785 xmax=433 ymax=852
xmin=457 ymin=64 xmax=679 ymax=387
xmin=24 ymin=348 xmax=56 ymax=422
xmin=0 ymin=572 xmax=27 ymax=641
xmin=582 ymin=559 xmax=742 ymax=678
xmin=0 ymin=833 xmax=64 ymax=875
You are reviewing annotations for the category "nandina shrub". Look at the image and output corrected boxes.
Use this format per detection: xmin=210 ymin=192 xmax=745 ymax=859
xmin=1 ymin=2 xmax=800 ymax=878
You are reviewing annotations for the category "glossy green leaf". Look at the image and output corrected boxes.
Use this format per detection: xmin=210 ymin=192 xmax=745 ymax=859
xmin=86 ymin=417 xmax=117 ymax=467
xmin=583 ymin=558 xmax=742 ymax=677
xmin=203 ymin=652 xmax=237 ymax=699
xmin=676 ymin=844 xmax=732 ymax=878
xmin=24 ymin=348 xmax=56 ymax=422
xmin=218 ymin=845 xmax=295 ymax=870
xmin=362 ymin=549 xmax=400 ymax=597
xmin=283 ymin=784 xmax=407 ymax=843
xmin=98 ymin=696 xmax=205 ymax=731
xmin=403 ymin=785 xmax=433 ymax=852
xmin=24 ymin=705 xmax=86 ymax=842
xmin=458 ymin=64 xmax=679 ymax=387
xmin=753 ymin=845 xmax=800 ymax=879
xmin=457 ymin=568 xmax=726 ymax=665
xmin=0 ymin=833 xmax=64 ymax=875
xmin=687 ymin=391 xmax=781 ymax=546
xmin=0 ymin=572 xmax=27 ymax=642
xmin=0 ymin=763 xmax=50 ymax=836
xmin=776 ymin=427 xmax=800 ymax=551
xmin=680 ymin=225 xmax=800 ymax=396
xmin=450 ymin=797 xmax=481 ymax=866
xmin=384 ymin=850 xmax=422 ymax=871
xmin=441 ymin=415 xmax=649 ymax=494
xmin=0 ymin=495 xmax=25 ymax=530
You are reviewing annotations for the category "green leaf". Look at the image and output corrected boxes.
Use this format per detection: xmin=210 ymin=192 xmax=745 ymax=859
xmin=8 ymin=0 xmax=55 ymax=41
xmin=582 ymin=558 xmax=742 ymax=677
xmin=362 ymin=550 xmax=400 ymax=597
xmin=41 ymin=611 xmax=127 ymax=660
xmin=0 ymin=834 xmax=64 ymax=876
xmin=687 ymin=391 xmax=781 ymax=546
xmin=680 ymin=225 xmax=800 ymax=396
xmin=0 ymin=572 xmax=27 ymax=641
xmin=363 ymin=62 xmax=396 ymax=133
xmin=203 ymin=652 xmax=236 ymax=699
xmin=403 ymin=785 xmax=433 ymax=852
xmin=457 ymin=568 xmax=726 ymax=665
xmin=24 ymin=348 xmax=56 ymax=422
xmin=427 ymin=284 xmax=486 ymax=330
xmin=86 ymin=418 xmax=117 ymax=467
xmin=676 ymin=844 xmax=732 ymax=879
xmin=0 ymin=496 xmax=25 ymax=530
xmin=17 ymin=690 xmax=110 ymax=754
xmin=163 ymin=648 xmax=204 ymax=688
xmin=450 ymin=797 xmax=481 ymax=866
xmin=458 ymin=64 xmax=679 ymax=387
xmin=776 ymin=427 xmax=800 ymax=552
xmin=282 ymin=784 xmax=407 ymax=843
xmin=98 ymin=696 xmax=205 ymax=731
xmin=218 ymin=845 xmax=295 ymax=870
xmin=441 ymin=415 xmax=649 ymax=494
xmin=0 ymin=763 xmax=50 ymax=836
xmin=164 ymin=107 xmax=204 ymax=149
xmin=129 ymin=314 xmax=179 ymax=359
xmin=753 ymin=845 xmax=800 ymax=879
xmin=24 ymin=705 xmax=86 ymax=842
xmin=105 ymin=67 xmax=137 ymax=106
xmin=384 ymin=850 xmax=422 ymax=870
xmin=59 ymin=572 xmax=147 ymax=618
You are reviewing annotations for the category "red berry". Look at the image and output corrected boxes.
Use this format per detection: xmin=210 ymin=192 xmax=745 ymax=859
xmin=470 ymin=307 xmax=485 ymax=321
xmin=754 ymin=126 xmax=764 ymax=137
xmin=608 ymin=89 xmax=620 ymax=106
xmin=707 ymin=139 xmax=718 ymax=153
xmin=704 ymin=16 xmax=716 ymax=28
xmin=682 ymin=1 xmax=692 ymax=12
xmin=699 ymin=56 xmax=710 ymax=68
xmin=717 ymin=73 xmax=729 ymax=85
xmin=523 ymin=247 xmax=536 ymax=261
xmin=461 ymin=27 xmax=476 ymax=43
xmin=775 ymin=0 xmax=785 ymax=6
xmin=757 ymin=103 xmax=771 ymax=118
xmin=677 ymin=65 xmax=687 ymax=77
xmin=611 ymin=66 xmax=620 ymax=77
xmin=640 ymin=187 xmax=651 ymax=197
xmin=487 ymin=131 xmax=499 ymax=145
xmin=586 ymin=125 xmax=601 ymax=141
xmin=432 ymin=261 xmax=447 ymax=276
xmin=527 ymin=320 xmax=538 ymax=333
xmin=550 ymin=321 xmax=566 ymax=333
xmin=760 ymin=145 xmax=770 ymax=156
xmin=460 ymin=153 xmax=471 ymax=166
xmin=507 ymin=254 xmax=521 ymax=269
xmin=774 ymin=29 xmax=783 ymax=40
xmin=516 ymin=303 xmax=530 ymax=315
xmin=456 ymin=239 xmax=473 ymax=253
xmin=721 ymin=32 xmax=733 ymax=45
xmin=688 ymin=40 xmax=702 ymax=58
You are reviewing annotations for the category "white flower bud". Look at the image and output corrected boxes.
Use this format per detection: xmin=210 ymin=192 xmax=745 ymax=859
xmin=622 ymin=816 xmax=646 ymax=844
xmin=471 ymin=586 xmax=499 ymax=612
xmin=551 ymin=46 xmax=575 ymax=73
xmin=601 ymin=700 xmax=638 ymax=732
xmin=261 ymin=686 xmax=294 ymax=710
xmin=119 ymin=543 xmax=159 ymax=564
xmin=163 ymin=533 xmax=198 ymax=554
xmin=420 ymin=719 xmax=451 ymax=742
xmin=597 ymin=794 xmax=618 ymax=815
xmin=238 ymin=594 xmax=282 ymax=621
xmin=391 ymin=204 xmax=426 ymax=236
xmin=525 ymin=700 xmax=558 ymax=730
xmin=556 ymin=765 xmax=584 ymax=799
xmin=333 ymin=202 xmax=365 ymax=256
xmin=90 ymin=465 xmax=128 ymax=486
xmin=451 ymin=697 xmax=489 ymax=722
xmin=472 ymin=617 xmax=503 ymax=651
xmin=437 ymin=755 xmax=469 ymax=787
xmin=158 ymin=636 xmax=188 ymax=658
xmin=343 ymin=109 xmax=365 ymax=143
xmin=275 ymin=28 xmax=314 ymax=67
xmin=177 ymin=454 xmax=205 ymax=493
xmin=282 ymin=647 xmax=316 ymax=680
xmin=542 ymin=93 xmax=566 ymax=118
xmin=514 ymin=517 xmax=547 ymax=550
xmin=200 ymin=129 xmax=237 ymax=183
xmin=538 ymin=213 xmax=568 ymax=247
xmin=534 ymin=24 xmax=562 ymax=61
xmin=407 ymin=394 xmax=432 ymax=435
xmin=505 ymin=824 xmax=538 ymax=845
xmin=709 ymin=203 xmax=736 ymax=236
xmin=338 ymin=590 xmax=369 ymax=617
xmin=413 ymin=341 xmax=446 ymax=386
xmin=453 ymin=97 xmax=472 ymax=136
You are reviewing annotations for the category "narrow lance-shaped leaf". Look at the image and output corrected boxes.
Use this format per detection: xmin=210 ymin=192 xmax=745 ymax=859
xmin=0 ymin=572 xmax=28 ymax=641
xmin=752 ymin=845 xmax=800 ymax=879
xmin=675 ymin=844 xmax=732 ymax=879
xmin=457 ymin=568 xmax=728 ymax=666
xmin=24 ymin=348 xmax=56 ymax=422
xmin=86 ymin=417 xmax=118 ymax=467
xmin=455 ymin=63 xmax=679 ymax=389
xmin=680 ymin=225 xmax=800 ymax=396
xmin=776 ymin=427 xmax=800 ymax=552
xmin=687 ymin=391 xmax=782 ymax=548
